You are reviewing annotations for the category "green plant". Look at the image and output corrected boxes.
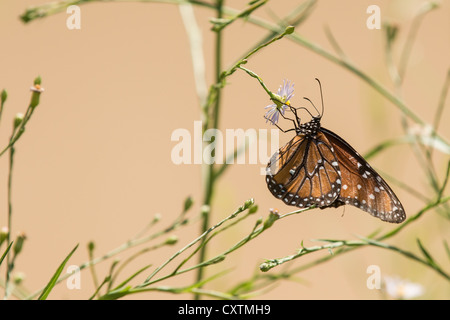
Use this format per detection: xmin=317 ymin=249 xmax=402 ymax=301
xmin=1 ymin=0 xmax=448 ymax=300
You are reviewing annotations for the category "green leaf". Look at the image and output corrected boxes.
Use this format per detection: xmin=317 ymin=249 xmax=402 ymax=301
xmin=98 ymin=286 xmax=132 ymax=300
xmin=112 ymin=264 xmax=152 ymax=291
xmin=417 ymin=239 xmax=436 ymax=266
xmin=38 ymin=244 xmax=79 ymax=300
xmin=0 ymin=242 xmax=13 ymax=267
xmin=444 ymin=240 xmax=450 ymax=262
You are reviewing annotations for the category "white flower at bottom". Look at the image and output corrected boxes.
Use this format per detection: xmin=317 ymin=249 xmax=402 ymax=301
xmin=383 ymin=276 xmax=424 ymax=299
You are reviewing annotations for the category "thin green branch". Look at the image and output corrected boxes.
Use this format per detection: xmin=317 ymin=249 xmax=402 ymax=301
xmin=196 ymin=0 xmax=224 ymax=299
xmin=87 ymin=242 xmax=100 ymax=298
xmin=397 ymin=1 xmax=439 ymax=82
xmin=26 ymin=205 xmax=192 ymax=299
xmin=324 ymin=24 xmax=347 ymax=61
xmin=430 ymin=69 xmax=450 ymax=158
xmin=261 ymin=236 xmax=450 ymax=281
xmin=210 ymin=0 xmax=267 ymax=32
xmin=179 ymin=2 xmax=208 ymax=107
xmin=260 ymin=196 xmax=450 ymax=274
xmin=4 ymin=135 xmax=16 ymax=299
xmin=173 ymin=205 xmax=256 ymax=274
xmin=0 ymin=79 xmax=43 ymax=158
xmin=0 ymin=90 xmax=7 ymax=126
xmin=109 ymin=235 xmax=177 ymax=288
xmin=141 ymin=199 xmax=254 ymax=287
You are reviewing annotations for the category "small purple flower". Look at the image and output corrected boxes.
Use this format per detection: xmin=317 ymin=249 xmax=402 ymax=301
xmin=264 ymin=79 xmax=294 ymax=125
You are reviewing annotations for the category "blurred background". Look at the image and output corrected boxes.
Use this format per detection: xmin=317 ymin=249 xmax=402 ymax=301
xmin=0 ymin=0 xmax=449 ymax=299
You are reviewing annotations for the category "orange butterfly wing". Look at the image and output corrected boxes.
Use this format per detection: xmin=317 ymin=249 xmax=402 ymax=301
xmin=266 ymin=132 xmax=342 ymax=209
xmin=321 ymin=128 xmax=406 ymax=223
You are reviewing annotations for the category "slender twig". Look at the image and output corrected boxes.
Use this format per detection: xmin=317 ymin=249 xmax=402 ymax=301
xmin=0 ymin=90 xmax=7 ymax=127
xmin=429 ymin=69 xmax=450 ymax=158
xmin=196 ymin=0 xmax=224 ymax=299
xmin=87 ymin=243 xmax=100 ymax=298
xmin=141 ymin=199 xmax=253 ymax=288
xmin=259 ymin=196 xmax=450 ymax=274
xmin=4 ymin=138 xmax=16 ymax=299
xmin=397 ymin=2 xmax=439 ymax=82
xmin=179 ymin=2 xmax=207 ymax=107
xmin=26 ymin=209 xmax=191 ymax=299
xmin=324 ymin=25 xmax=347 ymax=61
xmin=262 ymin=236 xmax=450 ymax=281
xmin=4 ymin=80 xmax=42 ymax=299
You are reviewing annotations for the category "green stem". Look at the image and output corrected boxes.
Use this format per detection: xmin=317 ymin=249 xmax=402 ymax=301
xmin=4 ymin=143 xmax=15 ymax=299
xmin=0 ymin=90 xmax=7 ymax=126
xmin=26 ymin=211 xmax=190 ymax=299
xmin=140 ymin=199 xmax=250 ymax=288
xmin=196 ymin=0 xmax=223 ymax=300
xmin=262 ymin=195 xmax=450 ymax=274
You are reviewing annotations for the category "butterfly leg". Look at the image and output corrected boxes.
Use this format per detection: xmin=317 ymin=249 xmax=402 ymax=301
xmin=263 ymin=116 xmax=296 ymax=133
xmin=279 ymin=112 xmax=299 ymax=131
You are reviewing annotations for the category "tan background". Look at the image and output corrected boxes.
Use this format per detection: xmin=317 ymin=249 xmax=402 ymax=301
xmin=0 ymin=0 xmax=449 ymax=299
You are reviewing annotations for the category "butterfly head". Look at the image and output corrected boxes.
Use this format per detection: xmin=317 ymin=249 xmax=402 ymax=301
xmin=297 ymin=77 xmax=325 ymax=137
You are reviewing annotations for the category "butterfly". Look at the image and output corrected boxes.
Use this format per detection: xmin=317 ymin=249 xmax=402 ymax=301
xmin=264 ymin=79 xmax=406 ymax=223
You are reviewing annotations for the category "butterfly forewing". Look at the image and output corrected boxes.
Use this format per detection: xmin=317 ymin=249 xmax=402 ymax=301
xmin=321 ymin=128 xmax=406 ymax=223
xmin=266 ymin=131 xmax=342 ymax=209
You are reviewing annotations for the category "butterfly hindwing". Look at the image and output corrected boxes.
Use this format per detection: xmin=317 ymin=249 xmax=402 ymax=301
xmin=266 ymin=132 xmax=342 ymax=209
xmin=321 ymin=128 xmax=406 ymax=223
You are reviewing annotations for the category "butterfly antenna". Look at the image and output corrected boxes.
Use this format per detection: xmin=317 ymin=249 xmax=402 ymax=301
xmin=315 ymin=78 xmax=325 ymax=118
xmin=303 ymin=97 xmax=320 ymax=118
xmin=293 ymin=106 xmax=314 ymax=119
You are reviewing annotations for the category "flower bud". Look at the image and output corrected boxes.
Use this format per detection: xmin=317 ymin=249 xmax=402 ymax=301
xmin=165 ymin=235 xmax=178 ymax=245
xmin=263 ymin=208 xmax=280 ymax=229
xmin=13 ymin=272 xmax=26 ymax=285
xmin=30 ymin=77 xmax=44 ymax=108
xmin=13 ymin=113 xmax=24 ymax=129
xmin=152 ymin=213 xmax=161 ymax=223
xmin=0 ymin=226 xmax=9 ymax=246
xmin=13 ymin=232 xmax=27 ymax=255
xmin=248 ymin=204 xmax=258 ymax=214
xmin=183 ymin=196 xmax=193 ymax=212
xmin=88 ymin=241 xmax=95 ymax=252
xmin=1 ymin=89 xmax=7 ymax=103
